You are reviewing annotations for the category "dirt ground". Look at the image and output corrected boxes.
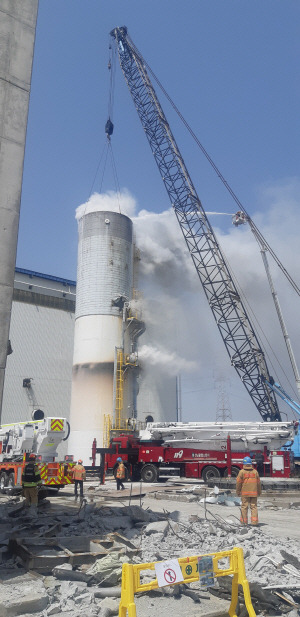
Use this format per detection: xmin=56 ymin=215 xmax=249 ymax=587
xmin=29 ymin=475 xmax=300 ymax=542
xmin=61 ymin=476 xmax=300 ymax=541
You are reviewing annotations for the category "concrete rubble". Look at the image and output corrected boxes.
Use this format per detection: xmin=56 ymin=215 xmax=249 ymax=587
xmin=0 ymin=483 xmax=300 ymax=616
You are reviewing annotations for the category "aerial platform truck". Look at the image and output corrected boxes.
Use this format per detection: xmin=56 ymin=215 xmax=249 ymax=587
xmin=0 ymin=411 xmax=74 ymax=493
xmin=92 ymin=420 xmax=298 ymax=482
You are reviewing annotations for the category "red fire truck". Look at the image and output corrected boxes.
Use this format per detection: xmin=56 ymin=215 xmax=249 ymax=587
xmin=92 ymin=431 xmax=294 ymax=483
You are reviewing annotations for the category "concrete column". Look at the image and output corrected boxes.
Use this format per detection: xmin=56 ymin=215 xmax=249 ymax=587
xmin=0 ymin=0 xmax=39 ymax=420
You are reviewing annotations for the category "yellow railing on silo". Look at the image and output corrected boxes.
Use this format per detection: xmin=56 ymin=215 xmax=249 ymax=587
xmin=103 ymin=414 xmax=112 ymax=447
xmin=115 ymin=348 xmax=124 ymax=430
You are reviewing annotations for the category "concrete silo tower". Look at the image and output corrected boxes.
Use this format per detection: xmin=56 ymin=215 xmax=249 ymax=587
xmin=68 ymin=208 xmax=142 ymax=464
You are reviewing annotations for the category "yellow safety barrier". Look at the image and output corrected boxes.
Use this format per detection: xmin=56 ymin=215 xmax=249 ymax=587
xmin=118 ymin=547 xmax=256 ymax=617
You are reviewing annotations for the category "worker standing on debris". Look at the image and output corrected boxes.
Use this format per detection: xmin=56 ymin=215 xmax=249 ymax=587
xmin=72 ymin=459 xmax=86 ymax=500
xmin=22 ymin=453 xmax=42 ymax=517
xmin=236 ymin=456 xmax=261 ymax=525
xmin=115 ymin=457 xmax=126 ymax=490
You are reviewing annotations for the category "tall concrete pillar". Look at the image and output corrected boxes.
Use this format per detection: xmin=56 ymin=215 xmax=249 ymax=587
xmin=0 ymin=0 xmax=39 ymax=421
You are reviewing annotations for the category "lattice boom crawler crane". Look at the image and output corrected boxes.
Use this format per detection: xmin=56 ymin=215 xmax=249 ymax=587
xmin=110 ymin=26 xmax=281 ymax=423
xmin=0 ymin=411 xmax=75 ymax=493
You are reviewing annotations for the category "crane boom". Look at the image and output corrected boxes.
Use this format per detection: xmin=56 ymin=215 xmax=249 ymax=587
xmin=111 ymin=26 xmax=281 ymax=422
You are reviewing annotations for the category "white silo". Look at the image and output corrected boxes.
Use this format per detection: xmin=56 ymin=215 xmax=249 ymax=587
xmin=68 ymin=209 xmax=134 ymax=464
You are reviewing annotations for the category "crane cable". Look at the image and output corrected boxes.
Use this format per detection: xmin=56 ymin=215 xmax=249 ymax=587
xmin=108 ymin=140 xmax=122 ymax=214
xmin=89 ymin=39 xmax=121 ymax=202
xmin=88 ymin=140 xmax=109 ymax=197
xmin=108 ymin=40 xmax=116 ymax=121
xmin=107 ymin=42 xmax=122 ymax=213
xmin=227 ymin=255 xmax=300 ymax=409
xmin=126 ymin=34 xmax=300 ymax=298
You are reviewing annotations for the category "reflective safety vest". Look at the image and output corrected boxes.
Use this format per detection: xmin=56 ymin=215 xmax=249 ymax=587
xmin=22 ymin=463 xmax=42 ymax=488
xmin=116 ymin=463 xmax=125 ymax=479
xmin=236 ymin=465 xmax=261 ymax=497
xmin=72 ymin=464 xmax=86 ymax=481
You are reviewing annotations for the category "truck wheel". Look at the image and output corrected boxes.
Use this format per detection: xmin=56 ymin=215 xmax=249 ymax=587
xmin=0 ymin=472 xmax=7 ymax=494
xmin=132 ymin=466 xmax=141 ymax=482
xmin=224 ymin=466 xmax=240 ymax=478
xmin=202 ymin=466 xmax=221 ymax=483
xmin=46 ymin=487 xmax=59 ymax=496
xmin=141 ymin=464 xmax=158 ymax=483
xmin=7 ymin=472 xmax=15 ymax=494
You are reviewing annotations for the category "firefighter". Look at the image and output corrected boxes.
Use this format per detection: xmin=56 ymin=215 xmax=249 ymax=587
xmin=72 ymin=459 xmax=86 ymax=500
xmin=115 ymin=457 xmax=126 ymax=490
xmin=236 ymin=456 xmax=261 ymax=525
xmin=22 ymin=453 xmax=42 ymax=516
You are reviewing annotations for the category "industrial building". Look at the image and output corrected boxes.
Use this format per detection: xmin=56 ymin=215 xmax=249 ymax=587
xmin=1 ymin=268 xmax=75 ymax=458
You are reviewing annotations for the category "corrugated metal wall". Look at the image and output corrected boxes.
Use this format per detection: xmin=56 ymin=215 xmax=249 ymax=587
xmin=2 ymin=302 xmax=74 ymax=427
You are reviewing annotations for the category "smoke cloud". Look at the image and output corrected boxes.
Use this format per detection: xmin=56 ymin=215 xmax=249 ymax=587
xmin=76 ymin=189 xmax=136 ymax=220
xmin=138 ymin=344 xmax=198 ymax=375
xmin=77 ymin=178 xmax=300 ymax=422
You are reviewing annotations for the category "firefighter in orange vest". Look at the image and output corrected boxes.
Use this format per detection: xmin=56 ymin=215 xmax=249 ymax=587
xmin=115 ymin=457 xmax=126 ymax=490
xmin=236 ymin=456 xmax=261 ymax=525
xmin=72 ymin=459 xmax=86 ymax=500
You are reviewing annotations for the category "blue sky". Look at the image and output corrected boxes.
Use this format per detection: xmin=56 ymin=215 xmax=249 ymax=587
xmin=18 ymin=0 xmax=300 ymax=280
xmin=16 ymin=1 xmax=300 ymax=422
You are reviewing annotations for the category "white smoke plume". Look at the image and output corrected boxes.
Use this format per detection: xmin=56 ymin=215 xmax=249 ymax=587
xmin=138 ymin=344 xmax=198 ymax=375
xmin=76 ymin=189 xmax=136 ymax=220
xmin=77 ymin=179 xmax=300 ymax=422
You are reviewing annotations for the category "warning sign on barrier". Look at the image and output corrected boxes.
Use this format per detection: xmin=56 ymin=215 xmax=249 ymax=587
xmin=155 ymin=559 xmax=184 ymax=587
xmin=198 ymin=556 xmax=216 ymax=588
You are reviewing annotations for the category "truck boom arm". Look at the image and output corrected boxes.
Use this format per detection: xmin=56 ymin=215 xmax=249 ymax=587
xmin=111 ymin=26 xmax=280 ymax=421
xmin=262 ymin=377 xmax=300 ymax=417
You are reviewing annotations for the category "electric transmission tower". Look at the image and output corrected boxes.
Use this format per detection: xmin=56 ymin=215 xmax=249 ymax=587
xmin=216 ymin=378 xmax=232 ymax=421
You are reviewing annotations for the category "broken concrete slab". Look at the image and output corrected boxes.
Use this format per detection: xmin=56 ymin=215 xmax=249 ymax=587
xmin=144 ymin=521 xmax=169 ymax=535
xmin=9 ymin=535 xmax=109 ymax=573
xmin=123 ymin=505 xmax=151 ymax=523
xmin=98 ymin=596 xmax=120 ymax=615
xmin=94 ymin=587 xmax=121 ymax=598
xmin=74 ymin=592 xmax=93 ymax=605
xmin=100 ymin=516 xmax=132 ymax=531
xmin=47 ymin=603 xmax=61 ymax=615
xmin=0 ymin=579 xmax=48 ymax=616
xmin=154 ymin=492 xmax=198 ymax=502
